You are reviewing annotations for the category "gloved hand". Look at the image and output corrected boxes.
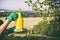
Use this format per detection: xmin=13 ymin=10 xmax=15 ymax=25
xmin=6 ymin=12 xmax=18 ymax=22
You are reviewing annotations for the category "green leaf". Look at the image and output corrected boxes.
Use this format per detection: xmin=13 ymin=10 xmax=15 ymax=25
xmin=29 ymin=0 xmax=32 ymax=3
xmin=25 ymin=1 xmax=28 ymax=3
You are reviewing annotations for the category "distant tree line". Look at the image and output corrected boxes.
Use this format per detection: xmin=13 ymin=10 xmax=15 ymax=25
xmin=0 ymin=12 xmax=10 ymax=17
xmin=0 ymin=12 xmax=43 ymax=17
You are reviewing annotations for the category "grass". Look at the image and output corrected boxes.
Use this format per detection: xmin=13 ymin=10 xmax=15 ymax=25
xmin=2 ymin=35 xmax=60 ymax=40
xmin=0 ymin=33 xmax=60 ymax=40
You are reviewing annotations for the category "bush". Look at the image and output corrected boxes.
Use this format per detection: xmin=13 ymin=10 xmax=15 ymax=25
xmin=33 ymin=18 xmax=60 ymax=37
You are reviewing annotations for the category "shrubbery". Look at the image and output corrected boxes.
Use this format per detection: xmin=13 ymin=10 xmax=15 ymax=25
xmin=33 ymin=17 xmax=60 ymax=37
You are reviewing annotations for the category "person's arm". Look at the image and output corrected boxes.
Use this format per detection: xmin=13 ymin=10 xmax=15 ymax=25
xmin=0 ymin=12 xmax=17 ymax=35
xmin=0 ymin=20 xmax=9 ymax=35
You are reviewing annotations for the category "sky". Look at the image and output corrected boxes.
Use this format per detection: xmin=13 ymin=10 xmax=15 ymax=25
xmin=0 ymin=0 xmax=44 ymax=11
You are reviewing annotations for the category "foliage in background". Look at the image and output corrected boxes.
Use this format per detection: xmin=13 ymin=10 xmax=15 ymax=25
xmin=25 ymin=0 xmax=60 ymax=17
xmin=33 ymin=18 xmax=60 ymax=37
xmin=25 ymin=0 xmax=60 ymax=37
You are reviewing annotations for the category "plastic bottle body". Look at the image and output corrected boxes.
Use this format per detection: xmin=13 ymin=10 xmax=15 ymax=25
xmin=15 ymin=18 xmax=23 ymax=31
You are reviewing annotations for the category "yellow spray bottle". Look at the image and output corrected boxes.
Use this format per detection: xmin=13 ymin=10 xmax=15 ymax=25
xmin=14 ymin=12 xmax=23 ymax=32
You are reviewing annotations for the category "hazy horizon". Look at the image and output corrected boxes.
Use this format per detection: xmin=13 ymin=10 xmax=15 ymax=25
xmin=0 ymin=0 xmax=44 ymax=11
